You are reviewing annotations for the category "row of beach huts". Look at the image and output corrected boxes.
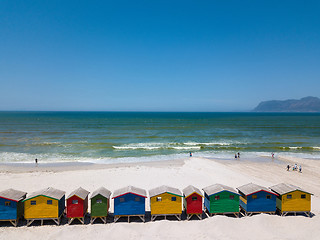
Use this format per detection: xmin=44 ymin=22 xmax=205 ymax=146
xmin=0 ymin=183 xmax=313 ymax=227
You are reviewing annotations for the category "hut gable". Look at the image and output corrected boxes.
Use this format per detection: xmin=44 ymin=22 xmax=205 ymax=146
xmin=0 ymin=189 xmax=27 ymax=202
xmin=203 ymin=184 xmax=238 ymax=196
xmin=24 ymin=187 xmax=65 ymax=201
xmin=237 ymin=183 xmax=277 ymax=196
xmin=149 ymin=185 xmax=182 ymax=198
xmin=91 ymin=187 xmax=111 ymax=199
xmin=183 ymin=185 xmax=203 ymax=198
xmin=269 ymin=183 xmax=313 ymax=196
xmin=112 ymin=186 xmax=147 ymax=199
xmin=67 ymin=187 xmax=89 ymax=200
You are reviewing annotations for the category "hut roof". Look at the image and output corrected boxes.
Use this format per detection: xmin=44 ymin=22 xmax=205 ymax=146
xmin=0 ymin=188 xmax=27 ymax=202
xmin=91 ymin=187 xmax=112 ymax=199
xmin=25 ymin=187 xmax=65 ymax=201
xmin=269 ymin=183 xmax=313 ymax=196
xmin=112 ymin=186 xmax=147 ymax=199
xmin=149 ymin=185 xmax=182 ymax=198
xmin=203 ymin=183 xmax=239 ymax=196
xmin=237 ymin=183 xmax=277 ymax=196
xmin=183 ymin=185 xmax=203 ymax=198
xmin=67 ymin=187 xmax=89 ymax=200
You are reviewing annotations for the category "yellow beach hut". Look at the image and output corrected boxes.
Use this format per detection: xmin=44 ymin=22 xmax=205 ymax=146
xmin=23 ymin=187 xmax=65 ymax=226
xmin=149 ymin=185 xmax=183 ymax=221
xmin=269 ymin=183 xmax=313 ymax=217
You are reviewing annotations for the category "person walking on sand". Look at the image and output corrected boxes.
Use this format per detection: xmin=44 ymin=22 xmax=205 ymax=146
xmin=294 ymin=163 xmax=297 ymax=171
xmin=287 ymin=164 xmax=290 ymax=171
xmin=35 ymin=158 xmax=38 ymax=166
xmin=299 ymin=165 xmax=302 ymax=173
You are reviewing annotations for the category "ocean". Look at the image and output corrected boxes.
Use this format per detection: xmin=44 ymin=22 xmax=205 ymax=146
xmin=0 ymin=112 xmax=320 ymax=164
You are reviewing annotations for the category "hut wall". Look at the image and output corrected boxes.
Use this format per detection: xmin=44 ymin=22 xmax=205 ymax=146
xmin=114 ymin=193 xmax=145 ymax=216
xmin=210 ymin=191 xmax=239 ymax=213
xmin=246 ymin=191 xmax=276 ymax=212
xmin=66 ymin=196 xmax=85 ymax=218
xmin=239 ymin=193 xmax=247 ymax=211
xmin=24 ymin=196 xmax=59 ymax=219
xmin=150 ymin=192 xmax=182 ymax=215
xmin=185 ymin=193 xmax=202 ymax=214
xmin=58 ymin=196 xmax=65 ymax=217
xmin=83 ymin=196 xmax=88 ymax=214
xmin=0 ymin=198 xmax=17 ymax=220
xmin=91 ymin=195 xmax=109 ymax=217
xmin=281 ymin=191 xmax=311 ymax=212
xmin=204 ymin=193 xmax=211 ymax=212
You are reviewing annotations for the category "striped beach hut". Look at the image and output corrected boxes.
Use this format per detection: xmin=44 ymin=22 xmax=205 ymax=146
xmin=23 ymin=187 xmax=65 ymax=226
xmin=0 ymin=189 xmax=26 ymax=226
xmin=112 ymin=186 xmax=147 ymax=223
xmin=66 ymin=187 xmax=89 ymax=224
xmin=237 ymin=183 xmax=278 ymax=216
xmin=270 ymin=183 xmax=313 ymax=217
xmin=183 ymin=185 xmax=203 ymax=220
xmin=90 ymin=187 xmax=111 ymax=224
xmin=149 ymin=185 xmax=183 ymax=221
xmin=203 ymin=184 xmax=240 ymax=217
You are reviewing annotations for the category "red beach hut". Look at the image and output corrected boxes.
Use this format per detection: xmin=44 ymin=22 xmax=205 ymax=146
xmin=183 ymin=185 xmax=203 ymax=220
xmin=66 ymin=187 xmax=90 ymax=224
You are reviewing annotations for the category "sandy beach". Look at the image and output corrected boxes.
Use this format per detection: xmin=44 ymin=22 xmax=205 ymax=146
xmin=0 ymin=155 xmax=319 ymax=240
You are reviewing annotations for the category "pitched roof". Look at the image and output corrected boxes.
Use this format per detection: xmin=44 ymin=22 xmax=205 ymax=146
xmin=25 ymin=187 xmax=65 ymax=201
xmin=91 ymin=187 xmax=112 ymax=199
xmin=67 ymin=187 xmax=89 ymax=200
xmin=203 ymin=184 xmax=239 ymax=196
xmin=269 ymin=183 xmax=313 ymax=196
xmin=149 ymin=185 xmax=182 ymax=198
xmin=237 ymin=183 xmax=277 ymax=196
xmin=112 ymin=186 xmax=147 ymax=199
xmin=0 ymin=188 xmax=27 ymax=202
xmin=183 ymin=185 xmax=203 ymax=198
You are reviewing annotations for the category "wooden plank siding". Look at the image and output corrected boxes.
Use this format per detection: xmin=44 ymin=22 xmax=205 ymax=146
xmin=150 ymin=192 xmax=182 ymax=215
xmin=91 ymin=194 xmax=109 ymax=217
xmin=24 ymin=196 xmax=60 ymax=219
xmin=280 ymin=191 xmax=311 ymax=212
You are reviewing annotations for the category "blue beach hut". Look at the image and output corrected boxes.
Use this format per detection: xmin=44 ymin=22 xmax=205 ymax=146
xmin=0 ymin=189 xmax=27 ymax=227
xmin=112 ymin=186 xmax=147 ymax=223
xmin=237 ymin=183 xmax=278 ymax=216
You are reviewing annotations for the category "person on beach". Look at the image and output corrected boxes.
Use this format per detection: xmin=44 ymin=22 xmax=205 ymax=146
xmin=235 ymin=154 xmax=237 ymax=159
xmin=299 ymin=165 xmax=302 ymax=173
xmin=35 ymin=158 xmax=38 ymax=166
xmin=237 ymin=152 xmax=240 ymax=158
xmin=189 ymin=152 xmax=192 ymax=157
xmin=271 ymin=152 xmax=274 ymax=158
xmin=287 ymin=164 xmax=290 ymax=171
xmin=294 ymin=163 xmax=297 ymax=171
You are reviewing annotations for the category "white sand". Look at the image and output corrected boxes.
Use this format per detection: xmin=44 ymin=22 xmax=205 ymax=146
xmin=0 ymin=156 xmax=319 ymax=240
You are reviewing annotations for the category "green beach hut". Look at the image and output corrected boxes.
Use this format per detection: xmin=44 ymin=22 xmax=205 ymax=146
xmin=90 ymin=187 xmax=111 ymax=224
xmin=203 ymin=184 xmax=240 ymax=217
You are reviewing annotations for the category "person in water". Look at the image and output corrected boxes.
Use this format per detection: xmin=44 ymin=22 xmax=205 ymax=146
xmin=237 ymin=152 xmax=240 ymax=158
xmin=235 ymin=154 xmax=237 ymax=159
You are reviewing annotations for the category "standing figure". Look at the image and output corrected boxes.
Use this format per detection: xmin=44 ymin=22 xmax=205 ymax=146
xmin=299 ymin=165 xmax=302 ymax=173
xmin=237 ymin=152 xmax=240 ymax=158
xmin=287 ymin=164 xmax=290 ymax=171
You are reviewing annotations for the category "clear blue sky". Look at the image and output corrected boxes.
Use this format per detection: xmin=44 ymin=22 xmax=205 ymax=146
xmin=1 ymin=1 xmax=319 ymax=111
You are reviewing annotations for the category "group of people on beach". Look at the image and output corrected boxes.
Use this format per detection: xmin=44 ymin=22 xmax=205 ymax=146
xmin=287 ymin=163 xmax=302 ymax=173
xmin=234 ymin=152 xmax=240 ymax=159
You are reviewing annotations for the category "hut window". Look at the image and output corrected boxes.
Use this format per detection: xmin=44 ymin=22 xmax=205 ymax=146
xmin=229 ymin=195 xmax=234 ymax=200
xmin=5 ymin=201 xmax=11 ymax=206
xmin=96 ymin=199 xmax=102 ymax=204
xmin=31 ymin=201 xmax=36 ymax=205
xmin=192 ymin=196 xmax=197 ymax=201
xmin=215 ymin=196 xmax=220 ymax=200
xmin=171 ymin=197 xmax=176 ymax=201
xmin=287 ymin=195 xmax=292 ymax=199
xmin=47 ymin=200 xmax=52 ymax=205
xmin=301 ymin=194 xmax=306 ymax=199
xmin=252 ymin=195 xmax=257 ymax=199
xmin=72 ymin=200 xmax=78 ymax=204
xmin=135 ymin=197 xmax=140 ymax=202
xmin=120 ymin=198 xmax=125 ymax=202
xmin=266 ymin=195 xmax=271 ymax=199
xmin=156 ymin=197 xmax=162 ymax=202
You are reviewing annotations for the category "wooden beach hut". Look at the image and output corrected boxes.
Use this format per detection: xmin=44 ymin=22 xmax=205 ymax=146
xmin=269 ymin=183 xmax=313 ymax=217
xmin=182 ymin=185 xmax=203 ymax=220
xmin=66 ymin=187 xmax=89 ymax=224
xmin=0 ymin=189 xmax=26 ymax=227
xmin=23 ymin=187 xmax=65 ymax=226
xmin=237 ymin=183 xmax=278 ymax=216
xmin=112 ymin=186 xmax=147 ymax=223
xmin=149 ymin=185 xmax=183 ymax=221
xmin=202 ymin=184 xmax=240 ymax=217
xmin=90 ymin=187 xmax=111 ymax=224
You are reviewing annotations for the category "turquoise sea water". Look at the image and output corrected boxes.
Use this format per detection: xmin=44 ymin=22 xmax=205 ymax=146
xmin=0 ymin=112 xmax=320 ymax=164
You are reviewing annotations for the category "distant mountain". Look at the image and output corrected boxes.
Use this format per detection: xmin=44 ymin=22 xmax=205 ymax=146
xmin=253 ymin=96 xmax=320 ymax=112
